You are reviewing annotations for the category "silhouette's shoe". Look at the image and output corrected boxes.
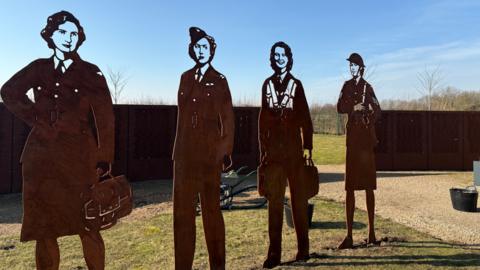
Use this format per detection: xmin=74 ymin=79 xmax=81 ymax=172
xmin=337 ymin=236 xmax=353 ymax=249
xmin=263 ymin=256 xmax=281 ymax=269
xmin=295 ymin=251 xmax=310 ymax=261
xmin=367 ymin=234 xmax=380 ymax=246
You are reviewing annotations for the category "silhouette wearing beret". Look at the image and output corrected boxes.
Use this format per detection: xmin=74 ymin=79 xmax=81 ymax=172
xmin=172 ymin=27 xmax=234 ymax=270
xmin=0 ymin=11 xmax=114 ymax=269
xmin=336 ymin=53 xmax=381 ymax=249
xmin=258 ymin=42 xmax=313 ymax=268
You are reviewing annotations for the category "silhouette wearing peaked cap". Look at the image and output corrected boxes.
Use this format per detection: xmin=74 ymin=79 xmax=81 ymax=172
xmin=172 ymin=26 xmax=234 ymax=270
xmin=337 ymin=52 xmax=381 ymax=249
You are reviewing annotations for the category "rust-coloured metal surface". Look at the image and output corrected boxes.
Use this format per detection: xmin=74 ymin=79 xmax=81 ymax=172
xmin=172 ymin=27 xmax=234 ymax=270
xmin=11 ymin=117 xmax=30 ymax=193
xmin=337 ymin=53 xmax=379 ymax=250
xmin=258 ymin=42 xmax=313 ymax=267
xmin=0 ymin=105 xmax=13 ymax=193
xmin=0 ymin=11 xmax=113 ymax=269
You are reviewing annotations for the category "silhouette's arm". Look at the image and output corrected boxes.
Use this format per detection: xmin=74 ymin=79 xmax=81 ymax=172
xmin=1 ymin=61 xmax=39 ymax=126
xmin=90 ymin=68 xmax=115 ymax=163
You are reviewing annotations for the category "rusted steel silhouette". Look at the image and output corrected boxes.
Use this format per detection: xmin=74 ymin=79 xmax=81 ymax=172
xmin=257 ymin=41 xmax=314 ymax=268
xmin=172 ymin=27 xmax=234 ymax=270
xmin=0 ymin=11 xmax=114 ymax=269
xmin=337 ymin=53 xmax=381 ymax=249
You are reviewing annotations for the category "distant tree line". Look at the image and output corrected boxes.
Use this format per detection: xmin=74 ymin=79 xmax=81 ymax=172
xmin=310 ymin=88 xmax=480 ymax=134
xmin=381 ymin=87 xmax=480 ymax=111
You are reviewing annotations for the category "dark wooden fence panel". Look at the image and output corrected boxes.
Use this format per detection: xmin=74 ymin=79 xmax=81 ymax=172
xmin=232 ymin=107 xmax=260 ymax=171
xmin=464 ymin=112 xmax=480 ymax=170
xmin=428 ymin=112 xmax=464 ymax=170
xmin=375 ymin=111 xmax=393 ymax=170
xmin=3 ymin=105 xmax=480 ymax=194
xmin=0 ymin=106 xmax=13 ymax=194
xmin=127 ymin=105 xmax=177 ymax=181
xmin=393 ymin=111 xmax=428 ymax=170
xmin=11 ymin=118 xmax=30 ymax=193
xmin=112 ymin=105 xmax=129 ymax=176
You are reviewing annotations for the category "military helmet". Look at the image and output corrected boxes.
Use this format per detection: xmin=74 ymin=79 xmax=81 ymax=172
xmin=346 ymin=53 xmax=365 ymax=67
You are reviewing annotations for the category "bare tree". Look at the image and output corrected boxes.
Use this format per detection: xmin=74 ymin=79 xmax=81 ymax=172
xmin=107 ymin=68 xmax=129 ymax=104
xmin=416 ymin=66 xmax=444 ymax=111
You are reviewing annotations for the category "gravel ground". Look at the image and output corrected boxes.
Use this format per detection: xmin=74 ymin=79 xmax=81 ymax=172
xmin=317 ymin=165 xmax=480 ymax=245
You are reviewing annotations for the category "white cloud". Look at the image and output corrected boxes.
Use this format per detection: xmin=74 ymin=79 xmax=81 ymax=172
xmin=307 ymin=39 xmax=480 ymax=104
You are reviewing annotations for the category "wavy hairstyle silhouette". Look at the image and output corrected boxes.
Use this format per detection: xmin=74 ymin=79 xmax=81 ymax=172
xmin=40 ymin=10 xmax=86 ymax=50
xmin=270 ymin=41 xmax=293 ymax=74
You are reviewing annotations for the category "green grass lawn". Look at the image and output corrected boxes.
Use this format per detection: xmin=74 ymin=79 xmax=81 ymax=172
xmin=312 ymin=134 xmax=346 ymax=165
xmin=1 ymin=197 xmax=479 ymax=269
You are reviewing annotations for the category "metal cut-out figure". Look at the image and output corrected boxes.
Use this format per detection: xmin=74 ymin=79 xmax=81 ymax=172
xmin=258 ymin=42 xmax=313 ymax=268
xmin=172 ymin=27 xmax=234 ymax=270
xmin=0 ymin=11 xmax=114 ymax=269
xmin=336 ymin=53 xmax=381 ymax=249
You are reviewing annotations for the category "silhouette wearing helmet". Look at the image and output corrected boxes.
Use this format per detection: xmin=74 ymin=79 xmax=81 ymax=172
xmin=258 ymin=42 xmax=313 ymax=268
xmin=336 ymin=53 xmax=381 ymax=249
xmin=172 ymin=27 xmax=234 ymax=270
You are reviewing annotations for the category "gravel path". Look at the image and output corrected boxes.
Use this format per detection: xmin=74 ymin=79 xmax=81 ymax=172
xmin=318 ymin=165 xmax=480 ymax=245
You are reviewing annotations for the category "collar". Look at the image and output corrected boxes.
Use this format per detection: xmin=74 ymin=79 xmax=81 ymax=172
xmin=355 ymin=76 xmax=361 ymax=85
xmin=200 ymin=63 xmax=210 ymax=75
xmin=53 ymin=56 xmax=73 ymax=72
xmin=195 ymin=63 xmax=210 ymax=82
xmin=278 ymin=71 xmax=288 ymax=83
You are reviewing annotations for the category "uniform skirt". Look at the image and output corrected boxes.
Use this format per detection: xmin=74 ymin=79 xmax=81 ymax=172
xmin=344 ymin=123 xmax=377 ymax=191
xmin=20 ymin=131 xmax=97 ymax=241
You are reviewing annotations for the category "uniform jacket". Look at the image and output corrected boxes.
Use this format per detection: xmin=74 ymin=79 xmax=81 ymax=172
xmin=0 ymin=54 xmax=114 ymax=241
xmin=172 ymin=66 xmax=234 ymax=165
xmin=258 ymin=72 xmax=313 ymax=164
xmin=1 ymin=54 xmax=114 ymax=163
xmin=337 ymin=77 xmax=381 ymax=190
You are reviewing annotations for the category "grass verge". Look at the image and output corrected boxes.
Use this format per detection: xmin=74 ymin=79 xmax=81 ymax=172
xmin=1 ymin=197 xmax=479 ymax=269
xmin=312 ymin=134 xmax=346 ymax=165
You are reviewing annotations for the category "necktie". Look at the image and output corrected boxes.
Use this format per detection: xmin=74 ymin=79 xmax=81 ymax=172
xmin=196 ymin=70 xmax=203 ymax=82
xmin=56 ymin=60 xmax=64 ymax=74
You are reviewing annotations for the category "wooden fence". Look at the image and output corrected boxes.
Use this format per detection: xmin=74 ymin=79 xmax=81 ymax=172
xmin=0 ymin=104 xmax=260 ymax=194
xmin=1 ymin=104 xmax=479 ymax=194
xmin=374 ymin=111 xmax=480 ymax=171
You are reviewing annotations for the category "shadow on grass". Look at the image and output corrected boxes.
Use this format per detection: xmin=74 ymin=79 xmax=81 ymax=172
xmin=310 ymin=221 xmax=366 ymax=230
xmin=393 ymin=240 xmax=480 ymax=251
xmin=319 ymin=171 xmax=450 ymax=184
xmin=275 ymin=238 xmax=480 ymax=268
xmin=296 ymin=253 xmax=480 ymax=267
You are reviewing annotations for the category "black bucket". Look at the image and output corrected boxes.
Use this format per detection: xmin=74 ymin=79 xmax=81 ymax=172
xmin=449 ymin=188 xmax=478 ymax=212
xmin=285 ymin=203 xmax=314 ymax=228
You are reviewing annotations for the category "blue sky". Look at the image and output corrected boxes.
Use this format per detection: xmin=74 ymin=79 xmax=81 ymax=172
xmin=0 ymin=0 xmax=479 ymax=105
